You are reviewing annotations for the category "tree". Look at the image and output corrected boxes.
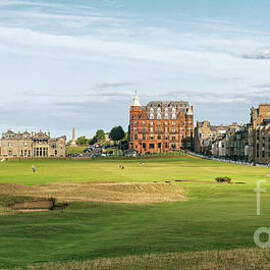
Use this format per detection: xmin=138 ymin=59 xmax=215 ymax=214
xmin=120 ymin=132 xmax=129 ymax=150
xmin=95 ymin=129 xmax=105 ymax=142
xmin=109 ymin=126 xmax=125 ymax=144
xmin=89 ymin=136 xmax=97 ymax=145
xmin=76 ymin=136 xmax=88 ymax=145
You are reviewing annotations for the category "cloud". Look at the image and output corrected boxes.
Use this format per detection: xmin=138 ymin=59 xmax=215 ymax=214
xmin=98 ymin=82 xmax=136 ymax=89
xmin=242 ymin=49 xmax=270 ymax=60
xmin=0 ymin=0 xmax=96 ymax=10
xmin=0 ymin=25 xmax=242 ymax=68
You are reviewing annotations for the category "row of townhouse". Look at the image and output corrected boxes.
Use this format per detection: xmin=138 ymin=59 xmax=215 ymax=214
xmin=211 ymin=125 xmax=249 ymax=161
xmin=194 ymin=103 xmax=270 ymax=164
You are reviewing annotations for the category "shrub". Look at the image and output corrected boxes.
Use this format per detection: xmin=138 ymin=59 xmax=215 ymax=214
xmin=215 ymin=177 xmax=231 ymax=183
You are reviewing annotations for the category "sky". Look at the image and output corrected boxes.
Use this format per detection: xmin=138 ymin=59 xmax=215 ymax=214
xmin=1 ymin=0 xmax=270 ymax=139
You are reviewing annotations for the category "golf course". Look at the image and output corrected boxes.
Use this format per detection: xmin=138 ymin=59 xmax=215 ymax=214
xmin=0 ymin=155 xmax=270 ymax=269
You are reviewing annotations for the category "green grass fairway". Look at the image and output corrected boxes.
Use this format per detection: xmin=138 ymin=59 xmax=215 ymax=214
xmin=0 ymin=156 xmax=270 ymax=269
xmin=0 ymin=156 xmax=268 ymax=185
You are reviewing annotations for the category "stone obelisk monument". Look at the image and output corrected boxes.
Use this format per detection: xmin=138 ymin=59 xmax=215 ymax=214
xmin=71 ymin=128 xmax=77 ymax=145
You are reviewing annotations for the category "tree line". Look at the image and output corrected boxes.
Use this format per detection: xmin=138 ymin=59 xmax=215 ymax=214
xmin=74 ymin=126 xmax=127 ymax=149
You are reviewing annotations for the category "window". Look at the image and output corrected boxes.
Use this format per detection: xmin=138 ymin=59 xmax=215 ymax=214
xmin=55 ymin=150 xmax=58 ymax=156
xmin=134 ymin=134 xmax=138 ymax=140
xmin=172 ymin=121 xmax=176 ymax=126
xmin=157 ymin=113 xmax=161 ymax=120
xmin=150 ymin=134 xmax=154 ymax=139
xmin=149 ymin=144 xmax=155 ymax=149
xmin=164 ymin=113 xmax=168 ymax=120
xmin=172 ymin=128 xmax=176 ymax=133
xmin=172 ymin=113 xmax=177 ymax=120
xmin=150 ymin=122 xmax=153 ymax=126
xmin=8 ymin=150 xmax=12 ymax=156
xmin=150 ymin=114 xmax=154 ymax=119
xmin=8 ymin=142 xmax=12 ymax=147
xmin=150 ymin=127 xmax=154 ymax=132
xmin=24 ymin=142 xmax=28 ymax=147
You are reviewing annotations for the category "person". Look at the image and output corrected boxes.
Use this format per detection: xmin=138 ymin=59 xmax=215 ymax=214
xmin=119 ymin=163 xmax=122 ymax=169
xmin=32 ymin=165 xmax=36 ymax=173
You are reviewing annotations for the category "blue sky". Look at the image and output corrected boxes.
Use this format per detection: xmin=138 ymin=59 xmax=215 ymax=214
xmin=1 ymin=0 xmax=270 ymax=139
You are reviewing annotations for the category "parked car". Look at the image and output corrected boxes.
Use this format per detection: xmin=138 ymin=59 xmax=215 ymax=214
xmin=71 ymin=153 xmax=83 ymax=157
xmin=124 ymin=149 xmax=137 ymax=157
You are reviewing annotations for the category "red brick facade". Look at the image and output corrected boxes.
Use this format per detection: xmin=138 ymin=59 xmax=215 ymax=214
xmin=129 ymin=99 xmax=194 ymax=153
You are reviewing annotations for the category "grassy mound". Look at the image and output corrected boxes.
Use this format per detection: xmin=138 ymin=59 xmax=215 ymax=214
xmin=30 ymin=248 xmax=270 ymax=270
xmin=0 ymin=182 xmax=185 ymax=204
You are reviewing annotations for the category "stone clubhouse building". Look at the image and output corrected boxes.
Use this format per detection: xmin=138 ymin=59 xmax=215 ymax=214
xmin=0 ymin=130 xmax=66 ymax=158
xmin=129 ymin=93 xmax=194 ymax=153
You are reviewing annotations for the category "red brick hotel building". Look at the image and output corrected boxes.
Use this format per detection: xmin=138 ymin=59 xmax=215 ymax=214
xmin=129 ymin=94 xmax=194 ymax=153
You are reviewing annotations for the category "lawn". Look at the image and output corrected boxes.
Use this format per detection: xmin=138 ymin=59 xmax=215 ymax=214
xmin=0 ymin=156 xmax=268 ymax=185
xmin=0 ymin=156 xmax=269 ymax=269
